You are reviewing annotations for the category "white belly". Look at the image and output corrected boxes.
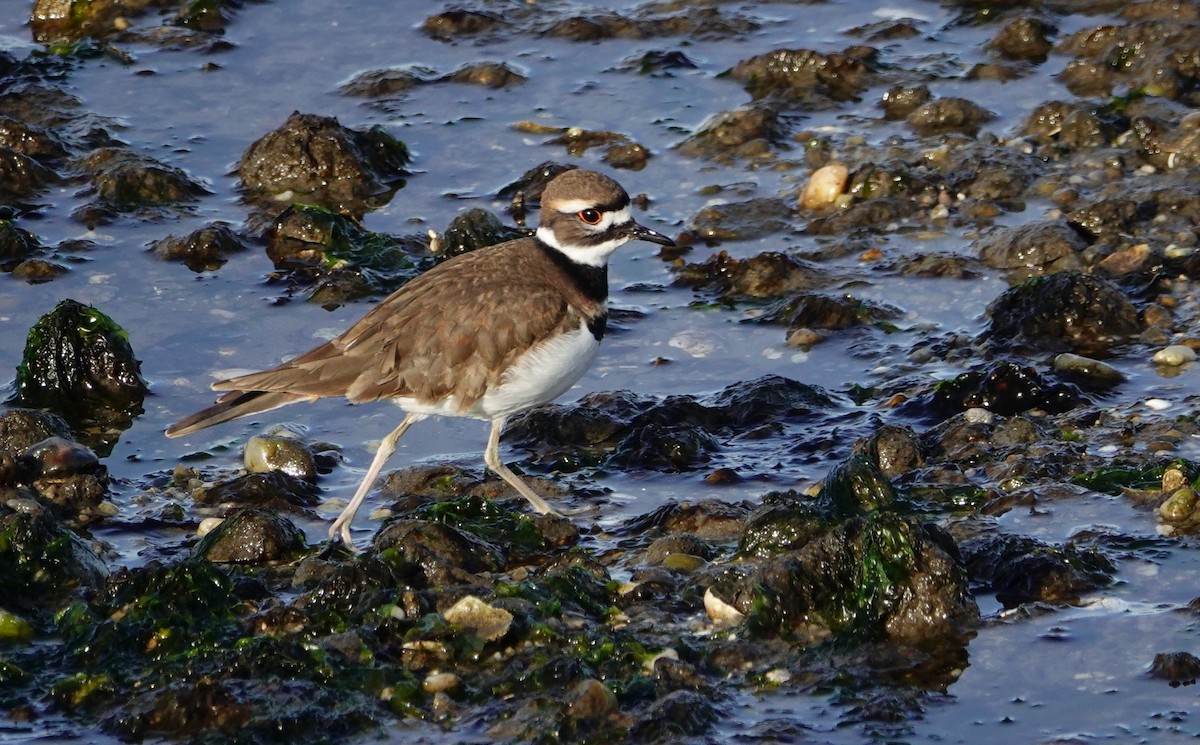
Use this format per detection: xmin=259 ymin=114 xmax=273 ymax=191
xmin=391 ymin=319 xmax=600 ymax=420
xmin=477 ymin=320 xmax=600 ymax=418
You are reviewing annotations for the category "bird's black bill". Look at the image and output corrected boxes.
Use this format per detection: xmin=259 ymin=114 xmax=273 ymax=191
xmin=625 ymin=221 xmax=675 ymax=247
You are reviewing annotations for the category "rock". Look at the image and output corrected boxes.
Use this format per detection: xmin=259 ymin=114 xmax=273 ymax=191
xmin=1150 ymin=652 xmax=1200 ymax=687
xmin=798 ymin=163 xmax=849 ymax=210
xmin=422 ymin=671 xmax=459 ymax=694
xmin=243 ymin=435 xmax=318 ymax=481
xmin=906 ymin=97 xmax=994 ymax=136
xmin=675 ymin=105 xmax=788 ymax=161
xmin=1153 ymin=344 xmax=1197 ymax=366
xmin=974 ymin=221 xmax=1086 ymax=280
xmin=372 ymin=519 xmax=504 ymax=586
xmin=11 ymin=300 xmax=148 ymax=454
xmin=194 ymin=507 xmax=307 ymax=564
xmin=880 ymin=84 xmax=931 ymax=120
xmin=197 ymin=470 xmax=321 ymax=511
xmin=983 ymin=271 xmax=1142 ymax=355
xmin=960 ymin=533 xmax=1113 ymax=607
xmin=931 ymin=361 xmax=1080 ymax=417
xmin=726 ymin=47 xmax=874 ymax=105
xmin=435 ymin=208 xmax=528 ymax=262
xmin=567 ymin=678 xmax=617 ymax=720
xmin=150 ymin=222 xmax=247 ymax=272
xmin=988 ymin=17 xmax=1055 ymax=62
xmin=78 ymin=147 xmax=208 ymax=212
xmin=1052 ymin=353 xmax=1126 ymax=385
xmin=630 ymin=690 xmax=719 ymax=738
xmin=0 ymin=409 xmax=73 ymax=457
xmin=704 ymin=587 xmax=744 ymax=626
xmin=687 ymin=198 xmax=794 ymax=242
xmin=674 ymin=250 xmax=823 ymax=299
xmin=237 ymin=111 xmax=410 ymax=218
xmin=441 ymin=595 xmax=513 ymax=641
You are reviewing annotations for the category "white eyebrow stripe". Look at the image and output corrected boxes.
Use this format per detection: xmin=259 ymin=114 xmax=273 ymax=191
xmin=553 ymin=198 xmax=602 ymax=213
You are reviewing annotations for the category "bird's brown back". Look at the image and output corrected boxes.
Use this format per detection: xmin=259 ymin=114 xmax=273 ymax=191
xmin=214 ymin=238 xmax=606 ymax=411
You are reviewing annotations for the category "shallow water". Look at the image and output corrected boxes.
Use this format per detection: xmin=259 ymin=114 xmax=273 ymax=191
xmin=3 ymin=0 xmax=1200 ymax=742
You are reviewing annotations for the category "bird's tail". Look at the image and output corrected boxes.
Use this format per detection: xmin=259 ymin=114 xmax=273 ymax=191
xmin=165 ymin=390 xmax=315 ymax=438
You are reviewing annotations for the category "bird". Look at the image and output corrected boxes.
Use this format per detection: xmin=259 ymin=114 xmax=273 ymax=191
xmin=166 ymin=168 xmax=674 ymax=547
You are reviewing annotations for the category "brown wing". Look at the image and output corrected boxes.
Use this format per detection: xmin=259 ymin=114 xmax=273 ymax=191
xmin=212 ymin=242 xmax=585 ymax=411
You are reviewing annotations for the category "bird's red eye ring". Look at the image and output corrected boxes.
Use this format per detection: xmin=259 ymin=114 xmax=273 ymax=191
xmin=578 ymin=209 xmax=603 ymax=225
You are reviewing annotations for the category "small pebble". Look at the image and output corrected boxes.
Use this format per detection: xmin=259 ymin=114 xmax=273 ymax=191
xmin=423 ymin=671 xmax=459 ymax=694
xmin=964 ymin=407 xmax=994 ymax=424
xmin=704 ymin=587 xmax=744 ymax=626
xmin=798 ymin=163 xmax=849 ymax=210
xmin=1052 ymin=353 xmax=1125 ymax=383
xmin=197 ymin=516 xmax=224 ymax=537
xmin=1145 ymin=398 xmax=1172 ymax=411
xmin=244 ymin=435 xmax=318 ymax=480
xmin=1160 ymin=488 xmax=1198 ymax=523
xmin=1153 ymin=345 xmax=1197 ymax=366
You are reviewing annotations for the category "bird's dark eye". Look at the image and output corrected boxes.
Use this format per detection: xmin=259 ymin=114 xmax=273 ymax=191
xmin=577 ymin=209 xmax=603 ymax=225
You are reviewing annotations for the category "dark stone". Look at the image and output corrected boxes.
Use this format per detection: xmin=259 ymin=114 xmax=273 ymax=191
xmin=727 ymin=47 xmax=875 ymax=106
xmin=674 ymin=250 xmax=823 ymax=299
xmin=630 ymin=690 xmax=718 ymax=739
xmin=975 ymin=222 xmax=1087 ymax=279
xmin=1150 ymin=652 xmax=1200 ymax=687
xmin=11 ymin=299 xmax=148 ymax=454
xmin=237 ymin=112 xmax=409 ymax=218
xmin=988 ymin=17 xmax=1055 ymax=62
xmin=195 ymin=507 xmax=308 ymax=564
xmin=78 ymin=147 xmax=209 ymax=211
xmin=150 ymin=222 xmax=248 ymax=272
xmin=960 ymin=533 xmax=1114 ymax=607
xmin=675 ymin=104 xmax=789 ymax=161
xmin=880 ymin=85 xmax=931 ymax=120
xmin=0 ymin=408 xmax=73 ymax=457
xmin=983 ymin=272 xmax=1143 ymax=355
xmin=197 ymin=470 xmax=322 ymax=511
xmin=437 ymin=208 xmax=529 ymax=261
xmin=906 ymin=97 xmax=994 ymax=136
xmin=931 ymin=361 xmax=1081 ymax=417
xmin=371 ymin=519 xmax=505 ymax=587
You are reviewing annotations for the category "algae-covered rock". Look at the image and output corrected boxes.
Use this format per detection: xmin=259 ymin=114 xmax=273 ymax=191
xmin=194 ymin=507 xmax=308 ymax=564
xmin=266 ymin=203 xmax=430 ymax=303
xmin=0 ymin=507 xmax=108 ymax=616
xmin=931 ymin=361 xmax=1081 ymax=418
xmin=11 ymin=299 xmax=147 ymax=453
xmin=715 ymin=456 xmax=978 ymax=645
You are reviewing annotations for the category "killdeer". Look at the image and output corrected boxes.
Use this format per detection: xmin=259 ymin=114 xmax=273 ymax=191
xmin=167 ymin=168 xmax=674 ymax=546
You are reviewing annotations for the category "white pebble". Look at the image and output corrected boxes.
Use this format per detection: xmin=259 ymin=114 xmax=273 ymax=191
xmin=197 ymin=517 xmax=224 ymax=537
xmin=704 ymin=587 xmax=745 ymax=626
xmin=1152 ymin=345 xmax=1197 ymax=366
xmin=423 ymin=672 xmax=459 ymax=694
xmin=964 ymin=407 xmax=994 ymax=424
xmin=798 ymin=163 xmax=849 ymax=210
xmin=1145 ymin=398 xmax=1172 ymax=411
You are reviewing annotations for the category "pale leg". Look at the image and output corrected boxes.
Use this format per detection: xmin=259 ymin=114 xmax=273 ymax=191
xmin=484 ymin=418 xmax=594 ymax=516
xmin=329 ymin=412 xmax=423 ymax=547
xmin=483 ymin=416 xmax=561 ymax=515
